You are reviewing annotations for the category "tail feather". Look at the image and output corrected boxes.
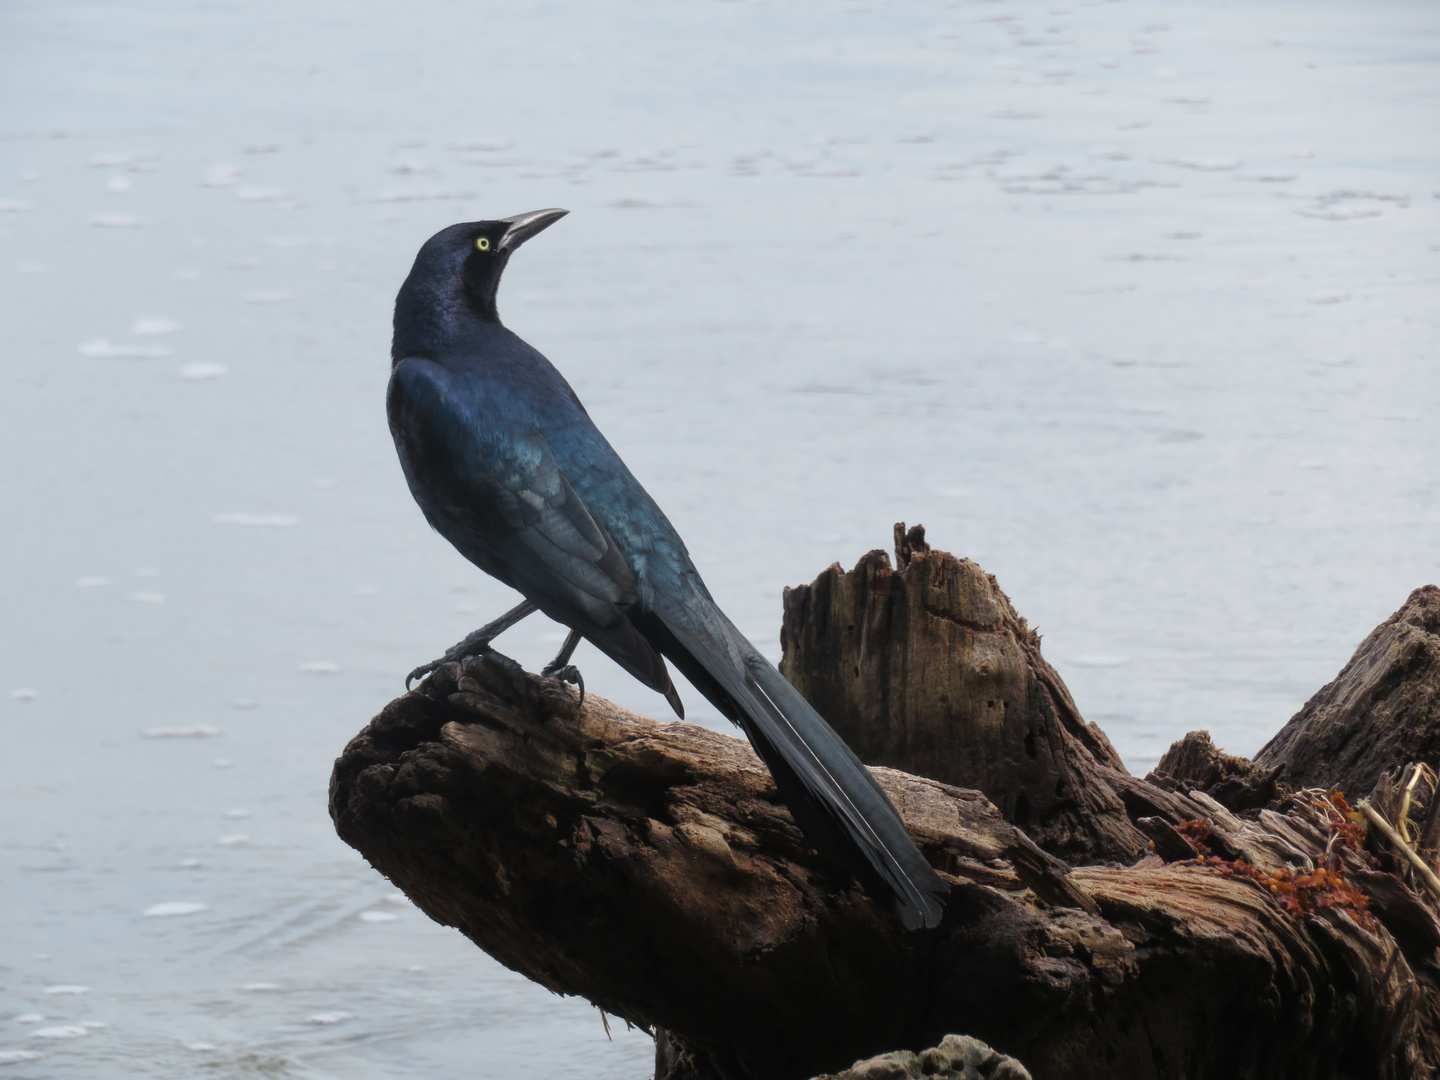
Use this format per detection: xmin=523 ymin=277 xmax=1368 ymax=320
xmin=646 ymin=600 xmax=948 ymax=930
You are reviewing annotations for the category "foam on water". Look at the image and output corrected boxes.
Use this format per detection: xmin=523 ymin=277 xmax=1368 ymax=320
xmin=143 ymin=903 xmax=209 ymax=918
xmin=1160 ymin=156 xmax=1243 ymax=171
xmin=77 ymin=339 xmax=174 ymax=358
xmin=87 ymin=213 xmax=141 ymax=227
xmin=88 ymin=153 xmax=157 ymax=167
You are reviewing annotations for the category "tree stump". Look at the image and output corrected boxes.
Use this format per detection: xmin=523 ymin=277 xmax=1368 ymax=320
xmin=779 ymin=524 xmax=1144 ymax=865
xmin=330 ymin=530 xmax=1440 ymax=1080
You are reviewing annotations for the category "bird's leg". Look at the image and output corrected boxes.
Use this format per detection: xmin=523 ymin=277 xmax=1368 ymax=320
xmin=540 ymin=628 xmax=585 ymax=705
xmin=405 ymin=600 xmax=539 ymax=689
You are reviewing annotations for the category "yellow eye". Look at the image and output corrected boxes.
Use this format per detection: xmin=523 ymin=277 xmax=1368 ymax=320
xmin=475 ymin=237 xmax=491 ymax=251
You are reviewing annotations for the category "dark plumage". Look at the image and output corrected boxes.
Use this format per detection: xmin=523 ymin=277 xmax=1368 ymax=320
xmin=387 ymin=210 xmax=949 ymax=929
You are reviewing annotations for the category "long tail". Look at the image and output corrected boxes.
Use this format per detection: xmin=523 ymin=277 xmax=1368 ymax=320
xmin=640 ymin=595 xmax=949 ymax=930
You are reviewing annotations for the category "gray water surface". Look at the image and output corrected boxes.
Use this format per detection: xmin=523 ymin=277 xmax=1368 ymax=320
xmin=2 ymin=0 xmax=1438 ymax=1075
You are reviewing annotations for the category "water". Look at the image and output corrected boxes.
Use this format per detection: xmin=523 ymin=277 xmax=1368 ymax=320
xmin=2 ymin=0 xmax=1437 ymax=1074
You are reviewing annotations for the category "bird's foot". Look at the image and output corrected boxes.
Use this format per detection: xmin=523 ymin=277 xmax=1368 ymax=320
xmin=541 ymin=661 xmax=585 ymax=705
xmin=404 ymin=600 xmax=542 ymax=691
xmin=405 ymin=635 xmax=496 ymax=691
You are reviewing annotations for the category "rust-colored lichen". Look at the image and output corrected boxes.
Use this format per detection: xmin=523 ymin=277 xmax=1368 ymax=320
xmin=1204 ymin=859 xmax=1378 ymax=930
xmin=1178 ymin=804 xmax=1377 ymax=931
xmin=1174 ymin=818 xmax=1214 ymax=857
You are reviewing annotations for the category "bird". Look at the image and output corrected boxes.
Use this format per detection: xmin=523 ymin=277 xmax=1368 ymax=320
xmin=386 ymin=209 xmax=949 ymax=930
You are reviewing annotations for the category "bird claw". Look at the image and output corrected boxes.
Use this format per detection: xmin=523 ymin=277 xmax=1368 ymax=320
xmin=404 ymin=661 xmax=438 ymax=691
xmin=541 ymin=663 xmax=585 ymax=705
xmin=405 ymin=641 xmax=497 ymax=691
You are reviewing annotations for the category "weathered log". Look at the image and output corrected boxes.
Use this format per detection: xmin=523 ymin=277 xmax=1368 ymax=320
xmin=1257 ymin=585 xmax=1440 ymax=795
xmin=330 ymin=538 xmax=1440 ymax=1080
xmin=330 ymin=651 xmax=1087 ymax=1080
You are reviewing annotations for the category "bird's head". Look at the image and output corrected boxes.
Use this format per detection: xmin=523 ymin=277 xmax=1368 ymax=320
xmin=394 ymin=209 xmax=569 ymax=349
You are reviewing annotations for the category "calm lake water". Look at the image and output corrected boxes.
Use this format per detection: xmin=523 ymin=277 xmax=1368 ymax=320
xmin=2 ymin=0 xmax=1437 ymax=1075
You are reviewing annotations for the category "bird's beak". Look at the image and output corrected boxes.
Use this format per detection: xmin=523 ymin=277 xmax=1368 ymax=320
xmin=498 ymin=208 xmax=569 ymax=252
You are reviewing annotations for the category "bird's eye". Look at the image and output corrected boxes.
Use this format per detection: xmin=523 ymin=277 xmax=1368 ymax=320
xmin=475 ymin=237 xmax=491 ymax=252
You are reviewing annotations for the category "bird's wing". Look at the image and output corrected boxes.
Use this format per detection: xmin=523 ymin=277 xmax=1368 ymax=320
xmin=638 ymin=578 xmax=950 ymax=930
xmin=388 ymin=356 xmax=677 ymax=698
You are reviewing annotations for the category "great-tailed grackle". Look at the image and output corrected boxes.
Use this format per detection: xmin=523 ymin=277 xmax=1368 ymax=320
xmin=387 ymin=210 xmax=949 ymax=930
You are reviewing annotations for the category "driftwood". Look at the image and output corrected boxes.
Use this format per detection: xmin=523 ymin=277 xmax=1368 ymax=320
xmin=1256 ymin=585 xmax=1440 ymax=794
xmin=330 ymin=530 xmax=1440 ymax=1080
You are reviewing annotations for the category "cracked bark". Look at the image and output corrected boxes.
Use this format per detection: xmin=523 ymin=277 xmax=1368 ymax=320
xmin=330 ymin=532 xmax=1440 ymax=1080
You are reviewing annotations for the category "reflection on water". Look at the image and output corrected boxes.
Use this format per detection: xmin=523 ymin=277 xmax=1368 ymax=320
xmin=1 ymin=0 xmax=1436 ymax=1074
